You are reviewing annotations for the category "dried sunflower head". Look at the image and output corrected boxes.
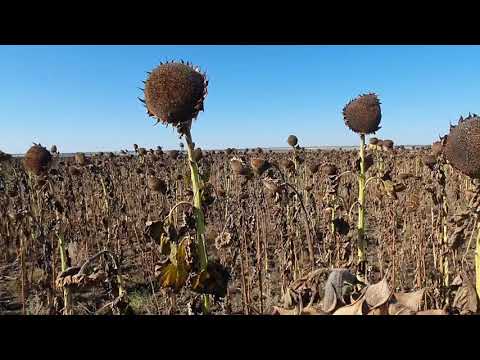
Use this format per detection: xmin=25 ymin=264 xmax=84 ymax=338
xmin=308 ymin=162 xmax=320 ymax=174
xmin=382 ymin=139 xmax=394 ymax=150
xmin=143 ymin=61 xmax=208 ymax=134
xmin=147 ymin=176 xmax=167 ymax=194
xmin=287 ymin=135 xmax=298 ymax=147
xmin=423 ymin=154 xmax=437 ymax=170
xmin=343 ymin=93 xmax=382 ymax=134
xmin=445 ymin=114 xmax=480 ymax=178
xmin=75 ymin=152 xmax=86 ymax=166
xmin=0 ymin=151 xmax=12 ymax=162
xmin=250 ymin=158 xmax=271 ymax=176
xmin=325 ymin=164 xmax=338 ymax=176
xmin=24 ymin=144 xmax=52 ymax=176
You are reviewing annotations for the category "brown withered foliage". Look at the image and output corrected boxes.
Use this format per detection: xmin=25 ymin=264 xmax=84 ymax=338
xmin=1 ymin=144 xmax=479 ymax=315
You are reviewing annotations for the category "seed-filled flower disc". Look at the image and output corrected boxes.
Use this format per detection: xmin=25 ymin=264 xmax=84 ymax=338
xmin=250 ymin=158 xmax=270 ymax=176
xmin=287 ymin=135 xmax=298 ymax=147
xmin=24 ymin=144 xmax=52 ymax=176
xmin=445 ymin=115 xmax=480 ymax=178
xmin=383 ymin=139 xmax=394 ymax=149
xmin=144 ymin=62 xmax=208 ymax=130
xmin=0 ymin=151 xmax=12 ymax=162
xmin=343 ymin=93 xmax=382 ymax=134
xmin=325 ymin=164 xmax=338 ymax=176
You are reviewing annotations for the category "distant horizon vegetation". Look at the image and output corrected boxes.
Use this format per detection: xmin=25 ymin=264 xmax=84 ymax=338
xmin=8 ymin=144 xmax=431 ymax=157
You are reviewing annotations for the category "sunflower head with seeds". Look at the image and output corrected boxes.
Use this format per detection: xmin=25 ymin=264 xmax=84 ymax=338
xmin=445 ymin=113 xmax=480 ymax=179
xmin=140 ymin=60 xmax=208 ymax=135
xmin=343 ymin=93 xmax=382 ymax=135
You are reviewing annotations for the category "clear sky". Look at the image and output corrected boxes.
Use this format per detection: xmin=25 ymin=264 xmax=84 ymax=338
xmin=1 ymin=45 xmax=479 ymax=153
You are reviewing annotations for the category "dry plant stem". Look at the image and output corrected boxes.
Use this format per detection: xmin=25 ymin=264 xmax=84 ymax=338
xmin=255 ymin=206 xmax=264 ymax=314
xmin=239 ymin=240 xmax=248 ymax=315
xmin=48 ymin=177 xmax=73 ymax=315
xmin=57 ymin=233 xmax=73 ymax=315
xmin=284 ymin=182 xmax=314 ymax=239
xmin=462 ymin=217 xmax=477 ymax=266
xmin=165 ymin=201 xmax=193 ymax=223
xmin=291 ymin=146 xmax=297 ymax=171
xmin=365 ymin=176 xmax=384 ymax=190
xmin=441 ymin=195 xmax=449 ymax=288
xmin=437 ymin=164 xmax=449 ymax=288
xmin=81 ymin=250 xmax=127 ymax=301
xmin=476 ymin=221 xmax=480 ymax=299
xmin=184 ymin=129 xmax=209 ymax=313
xmin=99 ymin=177 xmax=110 ymax=215
xmin=357 ymin=134 xmax=367 ymax=276
xmin=331 ymin=205 xmax=336 ymax=234
xmin=20 ymin=237 xmax=26 ymax=315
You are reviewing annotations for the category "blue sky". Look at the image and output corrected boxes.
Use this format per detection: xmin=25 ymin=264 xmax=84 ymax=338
xmin=0 ymin=45 xmax=479 ymax=153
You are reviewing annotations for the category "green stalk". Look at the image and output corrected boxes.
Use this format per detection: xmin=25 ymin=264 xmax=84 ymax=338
xmin=476 ymin=222 xmax=480 ymax=300
xmin=331 ymin=204 xmax=336 ymax=235
xmin=57 ymin=233 xmax=72 ymax=315
xmin=357 ymin=134 xmax=367 ymax=276
xmin=439 ymin=164 xmax=449 ymax=289
xmin=442 ymin=199 xmax=449 ymax=288
xmin=184 ymin=129 xmax=209 ymax=313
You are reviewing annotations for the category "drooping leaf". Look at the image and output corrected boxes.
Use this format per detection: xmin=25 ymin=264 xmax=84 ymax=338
xmin=333 ymin=297 xmax=365 ymax=315
xmin=365 ymin=277 xmax=392 ymax=310
xmin=155 ymin=236 xmax=193 ymax=291
xmin=144 ymin=220 xmax=163 ymax=241
xmin=322 ymin=269 xmax=360 ymax=313
xmin=323 ymin=281 xmax=338 ymax=313
xmin=272 ymin=306 xmax=327 ymax=315
xmin=367 ymin=303 xmax=389 ymax=315
xmin=416 ymin=309 xmax=448 ymax=315
xmin=393 ymin=288 xmax=426 ymax=312
xmin=157 ymin=263 xmax=178 ymax=289
xmin=191 ymin=260 xmax=230 ymax=298
xmin=452 ymin=276 xmax=478 ymax=314
xmin=388 ymin=302 xmax=416 ymax=315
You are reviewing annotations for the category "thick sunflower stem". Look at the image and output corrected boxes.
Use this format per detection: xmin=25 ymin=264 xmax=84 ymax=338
xmin=442 ymin=197 xmax=449 ymax=288
xmin=57 ymin=233 xmax=73 ymax=315
xmin=331 ymin=204 xmax=336 ymax=235
xmin=357 ymin=134 xmax=367 ymax=279
xmin=184 ymin=129 xmax=209 ymax=313
xmin=438 ymin=163 xmax=449 ymax=292
xmin=476 ymin=221 xmax=480 ymax=300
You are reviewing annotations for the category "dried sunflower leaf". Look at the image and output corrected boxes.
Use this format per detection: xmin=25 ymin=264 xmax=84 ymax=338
xmin=272 ymin=306 xmax=326 ymax=315
xmin=333 ymin=297 xmax=365 ymax=315
xmin=321 ymin=269 xmax=359 ymax=313
xmin=416 ymin=309 xmax=448 ymax=315
xmin=393 ymin=288 xmax=426 ymax=312
xmin=367 ymin=303 xmax=389 ymax=315
xmin=388 ymin=302 xmax=416 ymax=315
xmin=452 ymin=279 xmax=478 ymax=314
xmin=144 ymin=220 xmax=163 ymax=241
xmin=365 ymin=277 xmax=392 ymax=309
